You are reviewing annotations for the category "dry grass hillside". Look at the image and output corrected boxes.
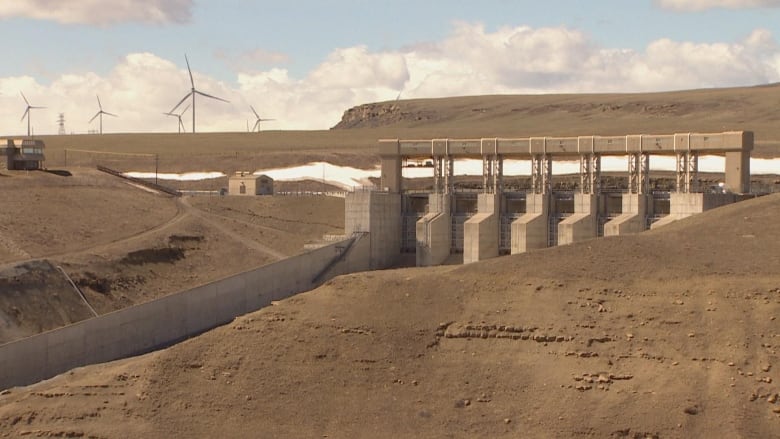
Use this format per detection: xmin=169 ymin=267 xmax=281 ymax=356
xmin=1 ymin=191 xmax=778 ymax=438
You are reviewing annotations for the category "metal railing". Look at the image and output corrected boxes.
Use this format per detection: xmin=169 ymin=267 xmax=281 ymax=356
xmin=96 ymin=165 xmax=181 ymax=197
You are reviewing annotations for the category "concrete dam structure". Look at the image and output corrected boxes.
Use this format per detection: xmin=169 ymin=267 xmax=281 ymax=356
xmin=346 ymin=131 xmax=753 ymax=268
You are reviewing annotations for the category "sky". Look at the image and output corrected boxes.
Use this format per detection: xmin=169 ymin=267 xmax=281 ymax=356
xmin=2 ymin=0 xmax=780 ymax=135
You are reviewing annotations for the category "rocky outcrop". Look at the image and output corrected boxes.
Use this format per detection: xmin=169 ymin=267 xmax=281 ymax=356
xmin=331 ymin=102 xmax=436 ymax=129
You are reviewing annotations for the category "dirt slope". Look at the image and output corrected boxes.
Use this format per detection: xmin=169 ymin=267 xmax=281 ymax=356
xmin=0 ymin=260 xmax=94 ymax=342
xmin=1 ymin=194 xmax=778 ymax=438
xmin=0 ymin=169 xmax=345 ymax=344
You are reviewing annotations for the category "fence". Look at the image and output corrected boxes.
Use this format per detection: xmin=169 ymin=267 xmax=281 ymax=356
xmin=96 ymin=165 xmax=181 ymax=197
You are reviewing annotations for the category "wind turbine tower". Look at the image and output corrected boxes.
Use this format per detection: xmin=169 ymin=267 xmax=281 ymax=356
xmin=20 ymin=92 xmax=46 ymax=137
xmin=163 ymin=104 xmax=190 ymax=134
xmin=250 ymin=105 xmax=274 ymax=132
xmin=170 ymin=55 xmax=229 ymax=133
xmin=89 ymin=95 xmax=118 ymax=135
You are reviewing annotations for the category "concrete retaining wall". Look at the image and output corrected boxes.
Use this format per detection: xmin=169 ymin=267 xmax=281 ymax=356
xmin=0 ymin=238 xmax=366 ymax=391
xmin=345 ymin=190 xmax=401 ymax=270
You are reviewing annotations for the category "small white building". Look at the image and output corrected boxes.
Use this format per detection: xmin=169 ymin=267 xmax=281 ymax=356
xmin=228 ymin=172 xmax=273 ymax=196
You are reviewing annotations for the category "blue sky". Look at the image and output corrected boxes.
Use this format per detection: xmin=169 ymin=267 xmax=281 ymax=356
xmin=2 ymin=0 xmax=780 ymax=134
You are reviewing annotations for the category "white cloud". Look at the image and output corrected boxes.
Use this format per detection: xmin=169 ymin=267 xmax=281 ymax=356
xmin=3 ymin=24 xmax=780 ymax=134
xmin=307 ymin=46 xmax=408 ymax=90
xmin=0 ymin=0 xmax=193 ymax=25
xmin=655 ymin=0 xmax=780 ymax=11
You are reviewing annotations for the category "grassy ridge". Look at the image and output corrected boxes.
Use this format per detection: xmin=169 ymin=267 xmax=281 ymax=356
xmin=11 ymin=83 xmax=780 ymax=162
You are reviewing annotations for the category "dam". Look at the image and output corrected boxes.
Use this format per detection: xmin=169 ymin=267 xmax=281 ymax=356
xmin=345 ymin=131 xmax=753 ymax=268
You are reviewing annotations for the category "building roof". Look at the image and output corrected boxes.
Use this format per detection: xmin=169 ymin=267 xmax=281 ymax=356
xmin=229 ymin=172 xmax=273 ymax=181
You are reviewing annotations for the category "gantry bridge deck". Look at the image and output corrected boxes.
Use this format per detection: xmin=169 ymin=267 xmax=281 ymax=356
xmin=379 ymin=131 xmax=752 ymax=159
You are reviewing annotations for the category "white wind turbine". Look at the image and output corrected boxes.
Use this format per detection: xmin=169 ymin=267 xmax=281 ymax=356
xmin=20 ymin=92 xmax=46 ymax=137
xmin=89 ymin=95 xmax=118 ymax=135
xmin=164 ymin=104 xmax=190 ymax=134
xmin=169 ymin=55 xmax=229 ymax=133
xmin=250 ymin=105 xmax=274 ymax=132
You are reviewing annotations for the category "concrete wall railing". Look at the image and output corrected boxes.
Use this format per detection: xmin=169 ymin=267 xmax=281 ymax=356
xmin=0 ymin=237 xmax=369 ymax=391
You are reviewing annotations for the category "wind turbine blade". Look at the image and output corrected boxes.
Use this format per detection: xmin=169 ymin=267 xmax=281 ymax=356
xmin=261 ymin=118 xmax=275 ymax=121
xmin=20 ymin=92 xmax=29 ymax=105
xmin=169 ymin=92 xmax=193 ymax=114
xmin=104 ymin=111 xmax=118 ymax=117
xmin=185 ymin=54 xmax=194 ymax=87
xmin=195 ymin=90 xmax=229 ymax=103
xmin=89 ymin=112 xmax=100 ymax=123
xmin=30 ymin=106 xmax=46 ymax=109
xmin=179 ymin=103 xmax=191 ymax=115
xmin=250 ymin=105 xmax=260 ymax=119
xmin=179 ymin=119 xmax=186 ymax=132
xmin=20 ymin=108 xmax=29 ymax=122
xmin=96 ymin=95 xmax=103 ymax=110
xmin=252 ymin=120 xmax=261 ymax=132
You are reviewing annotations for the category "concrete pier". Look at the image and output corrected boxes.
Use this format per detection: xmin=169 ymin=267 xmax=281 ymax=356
xmin=416 ymin=193 xmax=452 ymax=266
xmin=511 ymin=193 xmax=550 ymax=254
xmin=463 ymin=193 xmax=500 ymax=264
xmin=558 ymin=194 xmax=598 ymax=245
xmin=604 ymin=194 xmax=652 ymax=236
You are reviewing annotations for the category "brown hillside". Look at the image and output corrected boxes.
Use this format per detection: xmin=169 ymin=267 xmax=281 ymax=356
xmin=1 ymin=194 xmax=779 ymax=438
xmin=334 ymin=85 xmax=780 ymax=157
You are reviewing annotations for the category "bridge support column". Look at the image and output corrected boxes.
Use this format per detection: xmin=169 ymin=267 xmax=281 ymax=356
xmin=676 ymin=151 xmax=699 ymax=194
xmin=531 ymin=154 xmax=552 ymax=195
xmin=416 ymin=193 xmax=452 ymax=266
xmin=463 ymin=193 xmax=500 ymax=264
xmin=725 ymin=150 xmax=751 ymax=194
xmin=378 ymin=140 xmax=402 ymax=193
xmin=605 ymin=153 xmax=650 ymax=236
